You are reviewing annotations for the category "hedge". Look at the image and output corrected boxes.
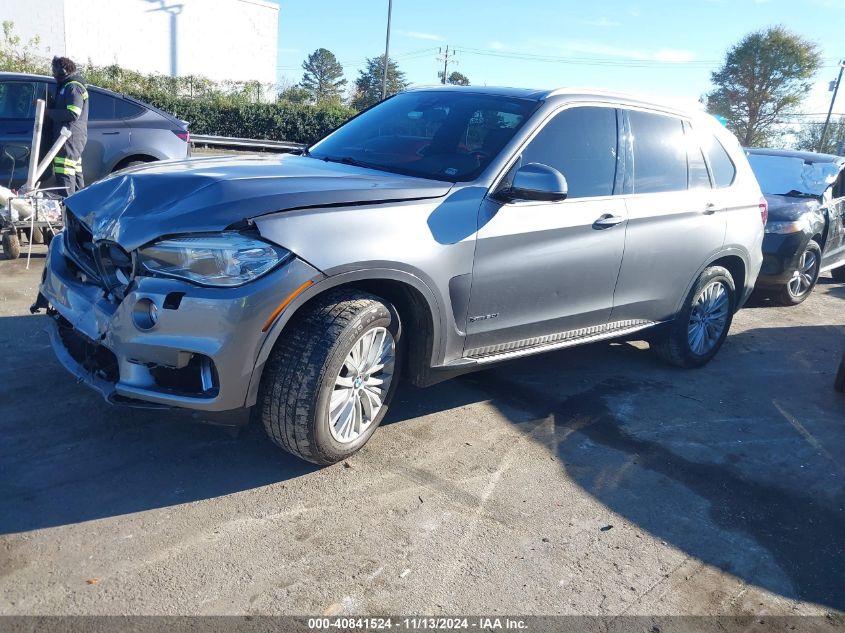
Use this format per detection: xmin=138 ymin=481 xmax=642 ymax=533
xmin=141 ymin=94 xmax=356 ymax=145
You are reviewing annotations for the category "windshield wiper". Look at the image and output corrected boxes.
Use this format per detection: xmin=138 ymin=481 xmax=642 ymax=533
xmin=319 ymin=155 xmax=374 ymax=169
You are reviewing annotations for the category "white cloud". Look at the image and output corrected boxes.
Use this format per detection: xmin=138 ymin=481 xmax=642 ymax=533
xmin=400 ymin=30 xmax=443 ymax=41
xmin=556 ymin=40 xmax=695 ymax=63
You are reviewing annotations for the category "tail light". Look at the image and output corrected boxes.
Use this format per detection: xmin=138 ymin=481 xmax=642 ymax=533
xmin=173 ymin=130 xmax=190 ymax=143
xmin=759 ymin=196 xmax=768 ymax=225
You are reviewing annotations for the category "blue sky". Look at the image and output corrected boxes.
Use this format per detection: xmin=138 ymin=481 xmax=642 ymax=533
xmin=272 ymin=0 xmax=845 ymax=115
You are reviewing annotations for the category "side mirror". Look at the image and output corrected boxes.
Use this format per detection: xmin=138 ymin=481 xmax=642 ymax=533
xmin=500 ymin=162 xmax=568 ymax=202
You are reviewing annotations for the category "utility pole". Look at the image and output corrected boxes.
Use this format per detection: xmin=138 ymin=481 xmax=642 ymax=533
xmin=381 ymin=0 xmax=393 ymax=101
xmin=438 ymin=46 xmax=454 ymax=84
xmin=819 ymin=60 xmax=845 ymax=153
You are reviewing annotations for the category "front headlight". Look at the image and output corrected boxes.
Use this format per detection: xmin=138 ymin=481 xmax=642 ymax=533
xmin=765 ymin=217 xmax=811 ymax=234
xmin=138 ymin=233 xmax=290 ymax=287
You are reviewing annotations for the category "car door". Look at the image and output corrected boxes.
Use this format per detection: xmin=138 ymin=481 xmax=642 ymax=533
xmin=0 ymin=80 xmax=50 ymax=189
xmin=609 ymin=110 xmax=727 ymax=324
xmin=83 ymin=89 xmax=130 ymax=183
xmin=821 ymin=169 xmax=845 ymax=269
xmin=464 ymin=105 xmax=628 ymax=358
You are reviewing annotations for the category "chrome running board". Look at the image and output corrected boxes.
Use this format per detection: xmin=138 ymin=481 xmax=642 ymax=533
xmin=464 ymin=319 xmax=658 ymax=364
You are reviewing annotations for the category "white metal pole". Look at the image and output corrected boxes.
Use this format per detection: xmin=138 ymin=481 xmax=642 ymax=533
xmin=32 ymin=127 xmax=71 ymax=189
xmin=26 ymin=100 xmax=45 ymax=192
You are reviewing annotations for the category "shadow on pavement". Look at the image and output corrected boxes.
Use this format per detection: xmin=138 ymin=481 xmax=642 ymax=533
xmin=1 ymin=311 xmax=844 ymax=610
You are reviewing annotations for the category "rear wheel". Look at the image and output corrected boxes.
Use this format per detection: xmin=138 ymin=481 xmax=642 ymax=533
xmin=2 ymin=232 xmax=20 ymax=260
xmin=653 ymin=266 xmax=735 ymax=368
xmin=831 ymin=265 xmax=845 ymax=283
xmin=774 ymin=240 xmax=821 ymax=306
xmin=258 ymin=290 xmax=403 ymax=465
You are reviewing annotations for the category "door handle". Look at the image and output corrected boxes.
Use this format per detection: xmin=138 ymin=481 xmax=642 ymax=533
xmin=593 ymin=214 xmax=625 ymax=228
xmin=703 ymin=203 xmax=718 ymax=215
xmin=102 ymin=131 xmax=120 ymax=135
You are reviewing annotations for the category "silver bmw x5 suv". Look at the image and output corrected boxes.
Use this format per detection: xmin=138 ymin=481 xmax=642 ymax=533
xmin=34 ymin=87 xmax=765 ymax=464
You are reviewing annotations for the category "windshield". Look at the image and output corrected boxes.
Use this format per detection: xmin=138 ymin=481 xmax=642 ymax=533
xmin=747 ymin=153 xmax=842 ymax=197
xmin=307 ymin=91 xmax=540 ymax=182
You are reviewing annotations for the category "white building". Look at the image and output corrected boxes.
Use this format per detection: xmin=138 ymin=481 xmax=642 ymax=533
xmin=7 ymin=0 xmax=279 ymax=86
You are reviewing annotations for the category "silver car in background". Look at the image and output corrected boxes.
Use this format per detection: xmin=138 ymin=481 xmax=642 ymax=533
xmin=0 ymin=72 xmax=190 ymax=189
xmin=34 ymin=87 xmax=765 ymax=465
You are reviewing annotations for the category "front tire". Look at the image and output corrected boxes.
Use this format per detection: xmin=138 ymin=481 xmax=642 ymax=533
xmin=653 ymin=266 xmax=735 ymax=368
xmin=774 ymin=240 xmax=821 ymax=306
xmin=258 ymin=290 xmax=403 ymax=465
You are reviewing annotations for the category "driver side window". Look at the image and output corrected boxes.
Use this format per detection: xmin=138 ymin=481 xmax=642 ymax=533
xmin=519 ymin=106 xmax=620 ymax=199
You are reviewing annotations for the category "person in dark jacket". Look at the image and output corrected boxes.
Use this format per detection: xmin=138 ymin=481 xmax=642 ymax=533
xmin=45 ymin=56 xmax=88 ymax=195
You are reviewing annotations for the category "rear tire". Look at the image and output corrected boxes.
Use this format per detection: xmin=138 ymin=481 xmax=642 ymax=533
xmin=774 ymin=240 xmax=821 ymax=306
xmin=653 ymin=266 xmax=735 ymax=368
xmin=831 ymin=265 xmax=845 ymax=283
xmin=2 ymin=232 xmax=20 ymax=260
xmin=258 ymin=290 xmax=403 ymax=465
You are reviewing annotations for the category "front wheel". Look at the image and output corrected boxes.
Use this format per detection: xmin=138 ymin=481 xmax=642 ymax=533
xmin=653 ymin=266 xmax=735 ymax=368
xmin=774 ymin=240 xmax=821 ymax=306
xmin=258 ymin=290 xmax=403 ymax=465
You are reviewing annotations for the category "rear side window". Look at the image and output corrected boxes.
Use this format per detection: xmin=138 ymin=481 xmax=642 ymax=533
xmin=114 ymin=98 xmax=145 ymax=119
xmin=520 ymin=106 xmax=619 ymax=198
xmin=703 ymin=134 xmax=736 ymax=188
xmin=629 ymin=110 xmax=687 ymax=194
xmin=88 ymin=91 xmax=116 ymax=120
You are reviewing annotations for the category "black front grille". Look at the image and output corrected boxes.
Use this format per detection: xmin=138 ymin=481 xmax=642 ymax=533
xmin=64 ymin=211 xmax=134 ymax=298
xmin=64 ymin=211 xmax=101 ymax=282
xmin=96 ymin=241 xmax=134 ymax=298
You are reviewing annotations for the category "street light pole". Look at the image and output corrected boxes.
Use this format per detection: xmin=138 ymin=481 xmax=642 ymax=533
xmin=819 ymin=60 xmax=845 ymax=153
xmin=381 ymin=0 xmax=393 ymax=101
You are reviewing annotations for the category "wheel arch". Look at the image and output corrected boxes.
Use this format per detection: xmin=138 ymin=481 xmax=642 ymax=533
xmin=110 ymin=154 xmax=159 ymax=172
xmin=709 ymin=254 xmax=746 ymax=306
xmin=245 ymin=268 xmax=446 ymax=407
xmin=671 ymin=249 xmax=750 ymax=317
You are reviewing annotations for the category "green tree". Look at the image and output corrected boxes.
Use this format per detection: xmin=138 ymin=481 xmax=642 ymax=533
xmin=278 ymin=85 xmax=311 ymax=104
xmin=0 ymin=21 xmax=48 ymax=74
xmin=794 ymin=116 xmax=845 ymax=154
xmin=706 ymin=27 xmax=821 ymax=147
xmin=438 ymin=70 xmax=470 ymax=86
xmin=301 ymin=48 xmax=347 ymax=103
xmin=351 ymin=56 xmax=408 ymax=110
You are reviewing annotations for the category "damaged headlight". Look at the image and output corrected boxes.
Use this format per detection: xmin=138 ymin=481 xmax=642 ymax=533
xmin=765 ymin=217 xmax=812 ymax=234
xmin=138 ymin=233 xmax=290 ymax=287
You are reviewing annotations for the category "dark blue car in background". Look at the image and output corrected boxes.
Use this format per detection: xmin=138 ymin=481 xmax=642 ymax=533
xmin=0 ymin=72 xmax=190 ymax=189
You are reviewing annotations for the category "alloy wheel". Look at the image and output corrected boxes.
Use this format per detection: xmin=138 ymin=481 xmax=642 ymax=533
xmin=687 ymin=280 xmax=730 ymax=355
xmin=328 ymin=326 xmax=396 ymax=443
xmin=788 ymin=248 xmax=818 ymax=298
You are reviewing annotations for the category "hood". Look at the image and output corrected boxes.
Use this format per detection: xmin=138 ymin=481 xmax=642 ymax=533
xmin=65 ymin=154 xmax=453 ymax=251
xmin=748 ymin=153 xmax=843 ymax=197
xmin=764 ymin=193 xmax=822 ymax=222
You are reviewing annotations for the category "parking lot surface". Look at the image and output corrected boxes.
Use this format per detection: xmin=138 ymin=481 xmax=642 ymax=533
xmin=1 ymin=247 xmax=844 ymax=617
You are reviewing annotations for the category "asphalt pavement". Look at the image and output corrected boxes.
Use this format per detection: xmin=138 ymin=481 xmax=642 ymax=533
xmin=1 ymin=246 xmax=843 ymax=618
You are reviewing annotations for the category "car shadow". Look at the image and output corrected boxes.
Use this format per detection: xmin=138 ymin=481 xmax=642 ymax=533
xmin=2 ymin=313 xmax=844 ymax=610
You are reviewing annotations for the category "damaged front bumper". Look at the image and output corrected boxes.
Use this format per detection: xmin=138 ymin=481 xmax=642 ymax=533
xmin=38 ymin=232 xmax=321 ymax=414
